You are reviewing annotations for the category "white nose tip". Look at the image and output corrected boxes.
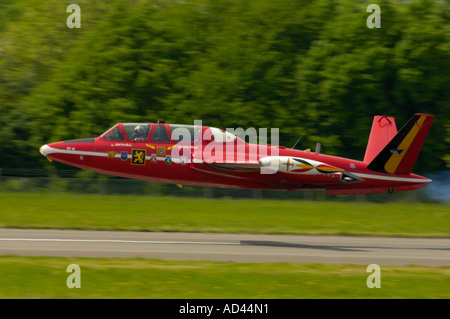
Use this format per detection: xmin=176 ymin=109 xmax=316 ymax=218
xmin=39 ymin=144 xmax=49 ymax=156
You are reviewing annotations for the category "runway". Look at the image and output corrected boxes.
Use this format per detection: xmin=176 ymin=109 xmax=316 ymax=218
xmin=0 ymin=228 xmax=449 ymax=266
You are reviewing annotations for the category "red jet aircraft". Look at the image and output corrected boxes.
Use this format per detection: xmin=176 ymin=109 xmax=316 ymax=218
xmin=40 ymin=113 xmax=433 ymax=195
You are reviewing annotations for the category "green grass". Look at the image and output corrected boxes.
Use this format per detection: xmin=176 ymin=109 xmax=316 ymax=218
xmin=0 ymin=256 xmax=448 ymax=298
xmin=0 ymin=192 xmax=448 ymax=237
xmin=0 ymin=193 xmax=448 ymax=299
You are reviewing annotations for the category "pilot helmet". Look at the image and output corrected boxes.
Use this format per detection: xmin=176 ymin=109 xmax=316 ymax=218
xmin=134 ymin=125 xmax=144 ymax=138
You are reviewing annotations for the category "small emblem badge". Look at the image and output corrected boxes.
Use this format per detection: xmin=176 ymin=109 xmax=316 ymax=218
xmin=131 ymin=149 xmax=146 ymax=165
xmin=157 ymin=146 xmax=166 ymax=157
xmin=390 ymin=149 xmax=404 ymax=155
xmin=107 ymin=151 xmax=117 ymax=159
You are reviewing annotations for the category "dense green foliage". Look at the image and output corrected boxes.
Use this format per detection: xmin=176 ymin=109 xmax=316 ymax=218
xmin=0 ymin=0 xmax=448 ymax=171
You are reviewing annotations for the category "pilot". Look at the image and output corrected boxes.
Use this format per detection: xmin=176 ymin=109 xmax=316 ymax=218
xmin=133 ymin=125 xmax=145 ymax=141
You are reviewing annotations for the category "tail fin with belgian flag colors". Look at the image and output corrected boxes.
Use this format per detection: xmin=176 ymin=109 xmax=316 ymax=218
xmin=367 ymin=113 xmax=434 ymax=175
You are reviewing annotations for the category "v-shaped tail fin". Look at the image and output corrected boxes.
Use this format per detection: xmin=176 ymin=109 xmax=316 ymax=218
xmin=367 ymin=114 xmax=434 ymax=175
xmin=364 ymin=115 xmax=397 ymax=163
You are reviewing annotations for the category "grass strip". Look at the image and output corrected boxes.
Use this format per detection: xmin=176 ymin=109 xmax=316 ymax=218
xmin=0 ymin=256 xmax=448 ymax=299
xmin=0 ymin=192 xmax=448 ymax=237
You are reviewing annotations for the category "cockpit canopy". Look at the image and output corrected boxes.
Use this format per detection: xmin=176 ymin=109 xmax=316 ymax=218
xmin=99 ymin=123 xmax=238 ymax=143
xmin=101 ymin=124 xmax=151 ymax=141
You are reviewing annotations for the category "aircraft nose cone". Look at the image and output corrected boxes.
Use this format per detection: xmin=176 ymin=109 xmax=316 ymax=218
xmin=40 ymin=144 xmax=50 ymax=156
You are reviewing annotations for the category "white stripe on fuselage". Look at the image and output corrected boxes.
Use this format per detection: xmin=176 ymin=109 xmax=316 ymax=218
xmin=41 ymin=145 xmax=186 ymax=163
xmin=41 ymin=145 xmax=106 ymax=158
xmin=353 ymin=172 xmax=430 ymax=183
xmin=41 ymin=146 xmax=431 ymax=183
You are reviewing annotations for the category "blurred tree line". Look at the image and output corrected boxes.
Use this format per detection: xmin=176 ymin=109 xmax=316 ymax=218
xmin=0 ymin=0 xmax=448 ymax=173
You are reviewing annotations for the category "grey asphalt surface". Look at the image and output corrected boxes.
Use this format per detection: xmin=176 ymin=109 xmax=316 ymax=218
xmin=0 ymin=228 xmax=449 ymax=266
